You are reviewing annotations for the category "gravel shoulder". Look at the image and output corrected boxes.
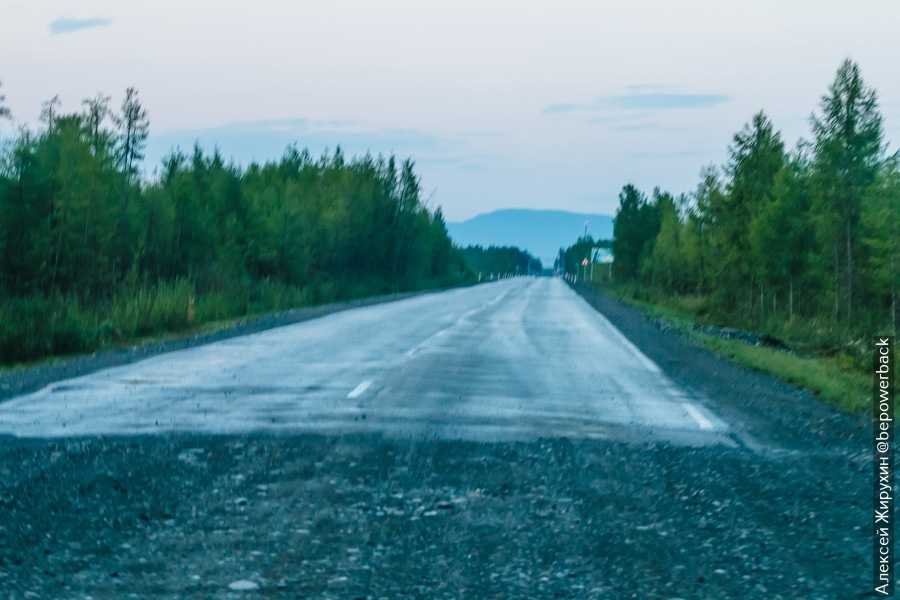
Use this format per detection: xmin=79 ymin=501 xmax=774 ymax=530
xmin=0 ymin=433 xmax=870 ymax=599
xmin=571 ymin=284 xmax=869 ymax=453
xmin=0 ymin=280 xmax=874 ymax=599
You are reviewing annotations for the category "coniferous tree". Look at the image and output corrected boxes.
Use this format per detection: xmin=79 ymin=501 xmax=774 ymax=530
xmin=112 ymin=87 xmax=150 ymax=277
xmin=82 ymin=93 xmax=112 ymax=157
xmin=706 ymin=111 xmax=785 ymax=313
xmin=0 ymin=81 xmax=10 ymax=121
xmin=611 ymin=184 xmax=650 ymax=281
xmin=860 ymin=155 xmax=900 ymax=332
xmin=811 ymin=59 xmax=884 ymax=321
xmin=39 ymin=95 xmax=61 ymax=128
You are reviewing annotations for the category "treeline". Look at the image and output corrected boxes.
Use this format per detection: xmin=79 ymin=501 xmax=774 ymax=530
xmin=559 ymin=237 xmax=610 ymax=278
xmin=459 ymin=245 xmax=542 ymax=279
xmin=603 ymin=59 xmax=898 ymax=349
xmin=0 ymin=86 xmax=468 ymax=363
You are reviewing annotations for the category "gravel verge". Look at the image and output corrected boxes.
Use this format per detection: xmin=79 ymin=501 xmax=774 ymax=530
xmin=570 ymin=284 xmax=869 ymax=453
xmin=0 ymin=433 xmax=870 ymax=599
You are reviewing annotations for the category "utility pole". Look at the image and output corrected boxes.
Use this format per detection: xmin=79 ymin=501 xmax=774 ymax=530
xmin=590 ymin=249 xmax=595 ymax=282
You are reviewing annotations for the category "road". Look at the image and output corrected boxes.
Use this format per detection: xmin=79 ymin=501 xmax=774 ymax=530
xmin=0 ymin=278 xmax=727 ymax=443
xmin=0 ymin=278 xmax=870 ymax=599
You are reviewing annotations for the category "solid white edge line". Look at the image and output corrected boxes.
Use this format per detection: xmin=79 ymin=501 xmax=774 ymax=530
xmin=347 ymin=380 xmax=373 ymax=399
xmin=683 ymin=402 xmax=714 ymax=430
xmin=567 ymin=285 xmax=662 ymax=375
xmin=598 ymin=316 xmax=662 ymax=374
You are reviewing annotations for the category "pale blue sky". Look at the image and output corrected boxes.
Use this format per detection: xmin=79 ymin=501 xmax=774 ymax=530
xmin=2 ymin=1 xmax=899 ymax=221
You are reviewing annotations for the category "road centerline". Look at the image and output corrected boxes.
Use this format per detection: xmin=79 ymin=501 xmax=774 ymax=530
xmin=347 ymin=380 xmax=373 ymax=399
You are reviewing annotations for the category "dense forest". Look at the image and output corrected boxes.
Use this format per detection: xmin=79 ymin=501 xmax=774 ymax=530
xmin=572 ymin=59 xmax=898 ymax=361
xmin=559 ymin=237 xmax=610 ymax=280
xmin=0 ymin=85 xmax=469 ymax=364
xmin=459 ymin=245 xmax=542 ymax=280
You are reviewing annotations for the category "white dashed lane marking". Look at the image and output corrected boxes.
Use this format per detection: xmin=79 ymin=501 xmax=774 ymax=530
xmin=347 ymin=380 xmax=373 ymax=399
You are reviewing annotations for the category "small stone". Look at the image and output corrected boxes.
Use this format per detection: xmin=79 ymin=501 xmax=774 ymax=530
xmin=228 ymin=580 xmax=259 ymax=591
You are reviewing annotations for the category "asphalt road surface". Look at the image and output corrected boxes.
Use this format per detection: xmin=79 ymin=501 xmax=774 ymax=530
xmin=0 ymin=278 xmax=727 ymax=443
xmin=0 ymin=278 xmax=871 ymax=599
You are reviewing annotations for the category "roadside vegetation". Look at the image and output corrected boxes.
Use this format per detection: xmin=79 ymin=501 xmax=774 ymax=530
xmin=459 ymin=245 xmax=542 ymax=280
xmin=562 ymin=59 xmax=897 ymax=412
xmin=0 ymin=85 xmax=473 ymax=366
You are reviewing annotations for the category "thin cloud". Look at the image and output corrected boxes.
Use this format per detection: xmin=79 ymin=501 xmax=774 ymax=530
xmin=631 ymin=149 xmax=720 ymax=158
xmin=458 ymin=130 xmax=502 ymax=139
xmin=623 ymin=84 xmax=676 ymax=92
xmin=541 ymin=103 xmax=581 ymax=115
xmin=50 ymin=17 xmax=112 ymax=35
xmin=609 ymin=93 xmax=729 ymax=110
xmin=542 ymin=91 xmax=730 ymax=116
xmin=616 ymin=123 xmax=662 ymax=132
xmin=587 ymin=112 xmax=654 ymax=125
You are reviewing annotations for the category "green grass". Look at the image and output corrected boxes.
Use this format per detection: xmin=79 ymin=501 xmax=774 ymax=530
xmin=589 ymin=281 xmax=872 ymax=413
xmin=620 ymin=295 xmax=700 ymax=327
xmin=689 ymin=331 xmax=869 ymax=413
xmin=0 ymin=274 xmax=470 ymax=370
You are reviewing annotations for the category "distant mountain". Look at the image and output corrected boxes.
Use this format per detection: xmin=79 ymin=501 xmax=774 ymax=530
xmin=446 ymin=209 xmax=614 ymax=268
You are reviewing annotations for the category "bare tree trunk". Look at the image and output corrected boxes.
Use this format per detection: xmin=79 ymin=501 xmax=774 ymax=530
xmin=760 ymin=286 xmax=764 ymax=320
xmin=789 ymin=276 xmax=794 ymax=322
xmin=51 ymin=195 xmax=70 ymax=291
xmin=892 ymin=251 xmax=897 ymax=335
xmin=846 ymin=217 xmax=853 ymax=322
xmin=833 ymin=247 xmax=840 ymax=320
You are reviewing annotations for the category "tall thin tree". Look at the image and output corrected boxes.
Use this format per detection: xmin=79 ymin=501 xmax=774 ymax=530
xmin=811 ymin=59 xmax=884 ymax=321
xmin=112 ymin=87 xmax=149 ymax=276
xmin=0 ymin=80 xmax=10 ymax=120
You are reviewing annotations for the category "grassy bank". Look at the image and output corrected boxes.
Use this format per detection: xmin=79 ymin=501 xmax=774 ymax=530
xmin=0 ymin=275 xmax=468 ymax=369
xmin=588 ymin=281 xmax=873 ymax=413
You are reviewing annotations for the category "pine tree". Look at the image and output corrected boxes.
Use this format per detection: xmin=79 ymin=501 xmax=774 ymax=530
xmin=81 ymin=93 xmax=112 ymax=156
xmin=114 ymin=88 xmax=149 ymax=180
xmin=811 ymin=59 xmax=884 ymax=322
xmin=860 ymin=155 xmax=900 ymax=332
xmin=112 ymin=87 xmax=150 ymax=277
xmin=719 ymin=111 xmax=785 ymax=315
xmin=0 ymin=81 xmax=10 ymax=121
xmin=611 ymin=184 xmax=650 ymax=281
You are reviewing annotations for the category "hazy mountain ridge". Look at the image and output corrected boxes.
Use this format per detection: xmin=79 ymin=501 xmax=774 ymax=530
xmin=446 ymin=209 xmax=614 ymax=267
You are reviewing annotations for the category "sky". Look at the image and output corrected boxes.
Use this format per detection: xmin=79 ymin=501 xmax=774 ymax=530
xmin=1 ymin=1 xmax=899 ymax=222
